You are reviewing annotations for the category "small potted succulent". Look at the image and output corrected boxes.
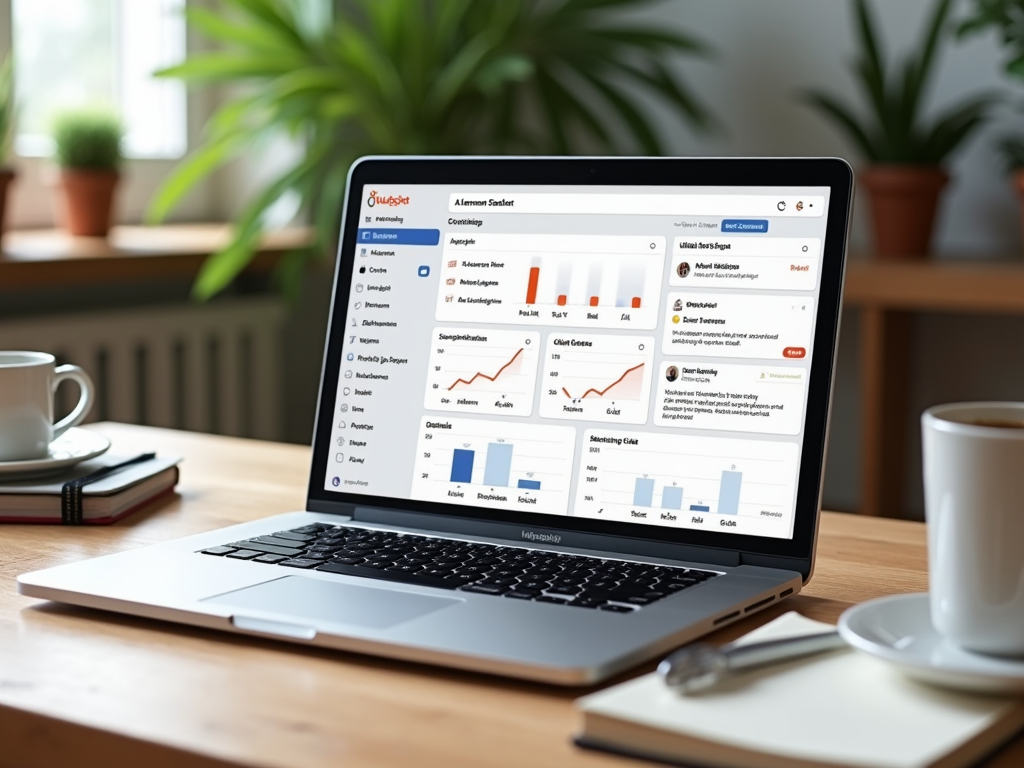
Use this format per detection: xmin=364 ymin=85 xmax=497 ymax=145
xmin=52 ymin=110 xmax=123 ymax=237
xmin=0 ymin=55 xmax=17 ymax=234
xmin=803 ymin=0 xmax=997 ymax=258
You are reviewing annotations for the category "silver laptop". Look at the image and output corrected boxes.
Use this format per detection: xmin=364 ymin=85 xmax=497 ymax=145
xmin=19 ymin=156 xmax=853 ymax=685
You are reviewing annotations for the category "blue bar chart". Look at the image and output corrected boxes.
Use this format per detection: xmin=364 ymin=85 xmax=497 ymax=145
xmin=662 ymin=486 xmax=683 ymax=510
xmin=412 ymin=416 xmax=576 ymax=515
xmin=450 ymin=449 xmax=475 ymax=483
xmin=573 ymin=428 xmax=800 ymax=538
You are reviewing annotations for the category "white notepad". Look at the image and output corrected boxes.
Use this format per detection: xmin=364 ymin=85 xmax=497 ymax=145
xmin=575 ymin=612 xmax=1024 ymax=768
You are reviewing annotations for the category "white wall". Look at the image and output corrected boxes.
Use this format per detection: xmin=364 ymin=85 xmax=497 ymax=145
xmin=631 ymin=0 xmax=1022 ymax=515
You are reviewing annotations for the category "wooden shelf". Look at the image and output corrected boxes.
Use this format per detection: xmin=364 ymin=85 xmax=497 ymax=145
xmin=844 ymin=258 xmax=1024 ymax=312
xmin=0 ymin=223 xmax=313 ymax=290
xmin=840 ymin=257 xmax=1024 ymax=516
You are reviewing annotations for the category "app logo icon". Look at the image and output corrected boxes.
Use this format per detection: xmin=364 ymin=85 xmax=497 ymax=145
xmin=331 ymin=476 xmax=341 ymax=487
xmin=418 ymin=265 xmax=430 ymax=277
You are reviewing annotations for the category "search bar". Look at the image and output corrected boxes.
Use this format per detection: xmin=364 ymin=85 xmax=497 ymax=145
xmin=448 ymin=193 xmax=825 ymax=217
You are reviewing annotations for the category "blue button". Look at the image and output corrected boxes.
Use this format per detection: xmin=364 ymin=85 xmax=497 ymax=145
xmin=357 ymin=228 xmax=441 ymax=245
xmin=417 ymin=265 xmax=430 ymax=277
xmin=721 ymin=219 xmax=769 ymax=233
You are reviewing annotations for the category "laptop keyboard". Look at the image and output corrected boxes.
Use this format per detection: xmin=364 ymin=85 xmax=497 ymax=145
xmin=200 ymin=523 xmax=718 ymax=612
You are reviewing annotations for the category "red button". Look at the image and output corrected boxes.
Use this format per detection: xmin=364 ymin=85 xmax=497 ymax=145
xmin=783 ymin=347 xmax=806 ymax=359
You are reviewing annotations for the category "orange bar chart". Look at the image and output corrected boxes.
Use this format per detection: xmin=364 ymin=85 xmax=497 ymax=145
xmin=557 ymin=295 xmax=567 ymax=306
xmin=589 ymin=296 xmax=599 ymax=307
xmin=631 ymin=297 xmax=641 ymax=309
xmin=525 ymin=267 xmax=540 ymax=305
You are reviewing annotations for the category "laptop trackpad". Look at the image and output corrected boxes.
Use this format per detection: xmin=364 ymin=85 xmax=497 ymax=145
xmin=204 ymin=575 xmax=461 ymax=630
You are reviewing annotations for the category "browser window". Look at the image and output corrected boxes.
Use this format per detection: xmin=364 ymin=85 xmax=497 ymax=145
xmin=326 ymin=184 xmax=831 ymax=541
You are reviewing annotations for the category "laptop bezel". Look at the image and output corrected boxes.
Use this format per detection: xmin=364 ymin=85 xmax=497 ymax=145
xmin=305 ymin=156 xmax=853 ymax=571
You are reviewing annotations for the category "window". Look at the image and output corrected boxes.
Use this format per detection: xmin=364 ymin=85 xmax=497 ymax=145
xmin=13 ymin=0 xmax=186 ymax=159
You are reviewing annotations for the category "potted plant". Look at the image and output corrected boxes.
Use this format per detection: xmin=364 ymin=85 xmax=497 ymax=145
xmin=0 ymin=55 xmax=17 ymax=235
xmin=148 ymin=0 xmax=713 ymax=299
xmin=803 ymin=0 xmax=997 ymax=258
xmin=52 ymin=110 xmax=123 ymax=237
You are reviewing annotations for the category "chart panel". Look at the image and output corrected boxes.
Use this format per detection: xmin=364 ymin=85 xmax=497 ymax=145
xmin=574 ymin=429 xmax=799 ymax=538
xmin=411 ymin=416 xmax=576 ymax=515
xmin=424 ymin=328 xmax=539 ymax=416
xmin=539 ymin=334 xmax=654 ymax=424
xmin=436 ymin=233 xmax=666 ymax=330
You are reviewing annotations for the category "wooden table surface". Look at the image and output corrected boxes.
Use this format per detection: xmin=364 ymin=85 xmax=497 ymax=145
xmin=1 ymin=423 xmax=1020 ymax=768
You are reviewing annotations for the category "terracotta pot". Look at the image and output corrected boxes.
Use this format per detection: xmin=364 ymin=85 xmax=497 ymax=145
xmin=59 ymin=169 xmax=119 ymax=237
xmin=0 ymin=168 xmax=16 ymax=235
xmin=859 ymin=165 xmax=948 ymax=259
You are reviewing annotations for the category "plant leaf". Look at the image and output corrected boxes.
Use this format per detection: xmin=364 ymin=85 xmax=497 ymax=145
xmin=802 ymin=91 xmax=879 ymax=162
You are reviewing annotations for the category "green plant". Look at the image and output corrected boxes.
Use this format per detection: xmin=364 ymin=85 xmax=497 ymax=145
xmin=0 ymin=55 xmax=15 ymax=165
xmin=149 ymin=0 xmax=713 ymax=299
xmin=52 ymin=111 xmax=123 ymax=170
xmin=960 ymin=0 xmax=1024 ymax=77
xmin=803 ymin=0 xmax=997 ymax=164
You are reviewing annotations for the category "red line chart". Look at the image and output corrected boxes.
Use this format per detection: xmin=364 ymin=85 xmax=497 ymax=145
xmin=561 ymin=362 xmax=645 ymax=400
xmin=447 ymin=348 xmax=525 ymax=391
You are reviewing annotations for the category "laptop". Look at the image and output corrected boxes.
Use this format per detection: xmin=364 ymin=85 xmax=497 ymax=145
xmin=18 ymin=156 xmax=853 ymax=685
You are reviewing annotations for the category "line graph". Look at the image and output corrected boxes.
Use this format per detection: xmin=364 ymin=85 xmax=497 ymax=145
xmin=448 ymin=348 xmax=524 ymax=391
xmin=425 ymin=328 xmax=539 ymax=416
xmin=561 ymin=362 xmax=645 ymax=401
xmin=540 ymin=334 xmax=654 ymax=424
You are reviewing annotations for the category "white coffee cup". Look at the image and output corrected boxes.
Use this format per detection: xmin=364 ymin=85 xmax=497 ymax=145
xmin=0 ymin=351 xmax=95 ymax=462
xmin=922 ymin=402 xmax=1024 ymax=656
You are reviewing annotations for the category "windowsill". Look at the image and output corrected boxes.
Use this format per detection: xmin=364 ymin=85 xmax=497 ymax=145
xmin=0 ymin=223 xmax=313 ymax=290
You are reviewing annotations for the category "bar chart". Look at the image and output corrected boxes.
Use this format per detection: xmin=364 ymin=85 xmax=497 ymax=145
xmin=424 ymin=328 xmax=539 ymax=416
xmin=436 ymin=233 xmax=666 ymax=330
xmin=573 ymin=429 xmax=800 ymax=538
xmin=539 ymin=334 xmax=654 ymax=424
xmin=411 ymin=416 xmax=576 ymax=515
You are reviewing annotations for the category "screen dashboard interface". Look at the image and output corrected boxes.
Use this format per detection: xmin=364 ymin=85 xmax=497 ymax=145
xmin=325 ymin=184 xmax=832 ymax=541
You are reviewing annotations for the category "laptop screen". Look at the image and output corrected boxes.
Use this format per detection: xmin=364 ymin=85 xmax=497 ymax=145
xmin=315 ymin=164 xmax=845 ymax=551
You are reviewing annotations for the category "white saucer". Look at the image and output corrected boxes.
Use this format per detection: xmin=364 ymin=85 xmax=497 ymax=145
xmin=0 ymin=428 xmax=111 ymax=480
xmin=839 ymin=593 xmax=1024 ymax=693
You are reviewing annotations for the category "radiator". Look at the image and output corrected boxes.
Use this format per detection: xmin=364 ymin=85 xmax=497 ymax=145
xmin=0 ymin=298 xmax=287 ymax=440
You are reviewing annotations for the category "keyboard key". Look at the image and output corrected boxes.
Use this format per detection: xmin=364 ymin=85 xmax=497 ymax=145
xmin=599 ymin=604 xmax=635 ymax=613
xmin=226 ymin=549 xmax=261 ymax=560
xmin=278 ymin=558 xmax=322 ymax=569
xmin=545 ymin=586 xmax=581 ymax=596
xmin=200 ymin=546 xmax=236 ymax=556
xmin=253 ymin=554 xmax=288 ymax=564
xmin=229 ymin=541 xmax=304 ymax=558
xmin=459 ymin=584 xmax=509 ymax=595
xmin=504 ymin=589 xmax=541 ymax=599
xmin=534 ymin=595 xmax=571 ymax=604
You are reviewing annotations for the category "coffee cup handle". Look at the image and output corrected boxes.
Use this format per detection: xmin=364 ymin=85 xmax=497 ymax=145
xmin=52 ymin=364 xmax=95 ymax=439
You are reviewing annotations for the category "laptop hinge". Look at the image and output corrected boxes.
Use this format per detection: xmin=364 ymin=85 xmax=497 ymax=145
xmin=348 ymin=505 xmax=742 ymax=567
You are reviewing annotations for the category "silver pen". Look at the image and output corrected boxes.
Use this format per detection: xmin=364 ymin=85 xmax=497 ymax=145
xmin=658 ymin=630 xmax=846 ymax=694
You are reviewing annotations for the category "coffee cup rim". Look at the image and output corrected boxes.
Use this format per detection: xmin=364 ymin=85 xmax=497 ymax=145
xmin=0 ymin=351 xmax=56 ymax=368
xmin=923 ymin=401 xmax=1024 ymax=437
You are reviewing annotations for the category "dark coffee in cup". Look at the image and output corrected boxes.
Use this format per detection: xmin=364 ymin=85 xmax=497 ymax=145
xmin=969 ymin=419 xmax=1024 ymax=429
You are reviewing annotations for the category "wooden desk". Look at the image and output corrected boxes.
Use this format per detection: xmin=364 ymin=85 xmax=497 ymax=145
xmin=1 ymin=423 xmax=1020 ymax=768
xmin=843 ymin=259 xmax=1024 ymax=518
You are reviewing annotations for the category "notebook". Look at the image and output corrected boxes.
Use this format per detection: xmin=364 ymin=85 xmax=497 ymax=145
xmin=575 ymin=612 xmax=1024 ymax=768
xmin=18 ymin=157 xmax=853 ymax=684
xmin=0 ymin=453 xmax=180 ymax=524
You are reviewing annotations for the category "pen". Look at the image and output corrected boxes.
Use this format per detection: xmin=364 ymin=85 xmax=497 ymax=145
xmin=658 ymin=630 xmax=846 ymax=694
